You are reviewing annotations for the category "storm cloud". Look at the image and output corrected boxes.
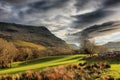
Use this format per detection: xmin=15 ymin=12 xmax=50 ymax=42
xmin=0 ymin=0 xmax=120 ymax=45
xmin=81 ymin=21 xmax=120 ymax=39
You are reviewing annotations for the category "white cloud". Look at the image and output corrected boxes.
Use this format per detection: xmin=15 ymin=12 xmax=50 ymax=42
xmin=95 ymin=32 xmax=120 ymax=44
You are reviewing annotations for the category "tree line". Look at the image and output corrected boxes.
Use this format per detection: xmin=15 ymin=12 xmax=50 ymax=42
xmin=0 ymin=38 xmax=73 ymax=69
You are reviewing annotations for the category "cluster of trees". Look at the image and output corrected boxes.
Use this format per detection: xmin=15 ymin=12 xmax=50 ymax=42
xmin=0 ymin=38 xmax=18 ymax=68
xmin=81 ymin=39 xmax=107 ymax=56
xmin=0 ymin=38 xmax=73 ymax=69
xmin=0 ymin=38 xmax=46 ymax=68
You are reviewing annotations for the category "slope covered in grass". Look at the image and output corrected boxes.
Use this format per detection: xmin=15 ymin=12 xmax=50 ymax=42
xmin=14 ymin=40 xmax=46 ymax=50
xmin=0 ymin=54 xmax=120 ymax=78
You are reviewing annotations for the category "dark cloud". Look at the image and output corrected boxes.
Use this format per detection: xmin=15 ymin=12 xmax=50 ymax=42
xmin=74 ymin=21 xmax=120 ymax=39
xmin=72 ymin=9 xmax=113 ymax=28
xmin=98 ymin=28 xmax=118 ymax=32
xmin=4 ymin=0 xmax=26 ymax=3
xmin=29 ymin=0 xmax=70 ymax=11
xmin=72 ymin=0 xmax=120 ymax=29
xmin=75 ymin=0 xmax=89 ymax=11
xmin=3 ymin=0 xmax=38 ymax=4
xmin=104 ymin=0 xmax=120 ymax=7
xmin=75 ymin=0 xmax=120 ymax=12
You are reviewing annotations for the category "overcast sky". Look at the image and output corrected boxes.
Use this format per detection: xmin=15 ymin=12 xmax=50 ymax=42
xmin=0 ymin=0 xmax=120 ymax=46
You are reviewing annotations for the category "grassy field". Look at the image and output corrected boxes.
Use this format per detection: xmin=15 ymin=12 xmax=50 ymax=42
xmin=0 ymin=54 xmax=120 ymax=78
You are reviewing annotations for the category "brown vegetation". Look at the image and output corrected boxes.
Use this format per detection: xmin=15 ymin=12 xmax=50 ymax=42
xmin=0 ymin=38 xmax=18 ymax=68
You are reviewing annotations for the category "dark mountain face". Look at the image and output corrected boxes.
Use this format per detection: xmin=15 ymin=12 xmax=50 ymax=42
xmin=0 ymin=22 xmax=68 ymax=47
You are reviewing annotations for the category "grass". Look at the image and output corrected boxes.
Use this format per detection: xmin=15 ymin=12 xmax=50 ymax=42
xmin=13 ymin=40 xmax=46 ymax=50
xmin=0 ymin=54 xmax=120 ymax=78
xmin=0 ymin=55 xmax=85 ymax=75
xmin=103 ymin=61 xmax=120 ymax=78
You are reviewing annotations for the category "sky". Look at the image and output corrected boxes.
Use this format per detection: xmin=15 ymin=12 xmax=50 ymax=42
xmin=0 ymin=0 xmax=120 ymax=46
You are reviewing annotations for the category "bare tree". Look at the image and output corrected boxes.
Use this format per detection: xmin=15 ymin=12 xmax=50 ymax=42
xmin=81 ymin=39 xmax=107 ymax=56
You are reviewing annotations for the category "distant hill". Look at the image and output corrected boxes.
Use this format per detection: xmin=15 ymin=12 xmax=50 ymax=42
xmin=104 ymin=41 xmax=120 ymax=50
xmin=0 ymin=22 xmax=69 ymax=48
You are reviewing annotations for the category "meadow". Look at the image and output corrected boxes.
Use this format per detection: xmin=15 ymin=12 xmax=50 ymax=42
xmin=0 ymin=54 xmax=120 ymax=78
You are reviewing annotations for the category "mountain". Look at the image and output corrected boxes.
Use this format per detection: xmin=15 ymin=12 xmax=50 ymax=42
xmin=0 ymin=22 xmax=73 ymax=63
xmin=0 ymin=22 xmax=69 ymax=48
xmin=104 ymin=41 xmax=120 ymax=50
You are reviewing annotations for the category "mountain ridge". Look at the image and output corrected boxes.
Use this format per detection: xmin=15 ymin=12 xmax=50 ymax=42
xmin=104 ymin=41 xmax=120 ymax=50
xmin=0 ymin=22 xmax=69 ymax=48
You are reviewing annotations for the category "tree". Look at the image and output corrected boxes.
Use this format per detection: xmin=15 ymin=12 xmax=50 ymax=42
xmin=0 ymin=38 xmax=18 ymax=68
xmin=81 ymin=39 xmax=107 ymax=56
xmin=7 ymin=42 xmax=18 ymax=68
xmin=19 ymin=47 xmax=33 ymax=64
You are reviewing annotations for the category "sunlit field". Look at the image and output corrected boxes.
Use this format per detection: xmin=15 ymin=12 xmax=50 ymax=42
xmin=0 ymin=54 xmax=120 ymax=78
xmin=0 ymin=55 xmax=85 ymax=75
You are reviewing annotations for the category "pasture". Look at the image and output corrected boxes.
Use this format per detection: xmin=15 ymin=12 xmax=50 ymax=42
xmin=0 ymin=54 xmax=120 ymax=78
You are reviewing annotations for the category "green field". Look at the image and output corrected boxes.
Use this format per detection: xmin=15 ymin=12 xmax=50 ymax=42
xmin=0 ymin=54 xmax=120 ymax=78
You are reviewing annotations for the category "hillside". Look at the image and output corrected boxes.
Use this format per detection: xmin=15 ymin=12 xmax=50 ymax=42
xmin=0 ymin=22 xmax=69 ymax=48
xmin=0 ymin=22 xmax=73 ymax=63
xmin=104 ymin=41 xmax=120 ymax=50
